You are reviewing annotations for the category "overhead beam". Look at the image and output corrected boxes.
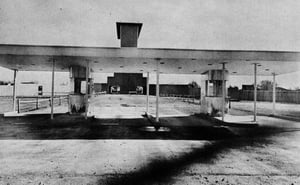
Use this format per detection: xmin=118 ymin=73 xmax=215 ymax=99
xmin=0 ymin=44 xmax=299 ymax=61
xmin=0 ymin=45 xmax=299 ymax=76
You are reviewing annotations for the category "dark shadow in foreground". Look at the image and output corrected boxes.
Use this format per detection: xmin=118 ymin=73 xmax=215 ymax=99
xmin=0 ymin=114 xmax=236 ymax=140
xmin=98 ymin=126 xmax=289 ymax=185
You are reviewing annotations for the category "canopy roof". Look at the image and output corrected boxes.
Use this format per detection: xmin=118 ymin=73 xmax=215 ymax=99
xmin=0 ymin=44 xmax=299 ymax=76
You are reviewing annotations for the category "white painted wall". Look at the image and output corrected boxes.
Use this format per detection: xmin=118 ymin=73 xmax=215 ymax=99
xmin=0 ymin=83 xmax=70 ymax=96
xmin=0 ymin=85 xmax=12 ymax=96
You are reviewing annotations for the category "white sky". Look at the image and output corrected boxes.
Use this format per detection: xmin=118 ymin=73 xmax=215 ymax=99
xmin=0 ymin=0 xmax=300 ymax=88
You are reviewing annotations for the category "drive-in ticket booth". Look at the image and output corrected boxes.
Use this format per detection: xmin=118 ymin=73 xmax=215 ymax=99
xmin=200 ymin=69 xmax=229 ymax=116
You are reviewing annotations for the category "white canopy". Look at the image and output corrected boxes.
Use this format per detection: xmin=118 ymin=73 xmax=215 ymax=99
xmin=0 ymin=44 xmax=299 ymax=76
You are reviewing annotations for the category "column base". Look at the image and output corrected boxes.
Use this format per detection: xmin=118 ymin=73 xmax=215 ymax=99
xmin=4 ymin=111 xmax=19 ymax=117
xmin=200 ymin=96 xmax=228 ymax=116
xmin=69 ymin=94 xmax=86 ymax=113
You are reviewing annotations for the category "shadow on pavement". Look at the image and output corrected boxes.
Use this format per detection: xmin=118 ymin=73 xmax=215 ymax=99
xmin=0 ymin=114 xmax=236 ymax=140
xmin=0 ymin=113 xmax=294 ymax=184
xmin=98 ymin=126 xmax=288 ymax=185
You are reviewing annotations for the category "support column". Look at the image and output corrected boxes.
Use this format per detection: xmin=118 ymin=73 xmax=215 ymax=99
xmin=222 ymin=63 xmax=226 ymax=122
xmin=272 ymin=73 xmax=276 ymax=115
xmin=12 ymin=69 xmax=17 ymax=112
xmin=156 ymin=62 xmax=160 ymax=122
xmin=253 ymin=63 xmax=257 ymax=122
xmin=89 ymin=70 xmax=94 ymax=117
xmin=146 ymin=72 xmax=150 ymax=115
xmin=51 ymin=59 xmax=55 ymax=120
xmin=85 ymin=62 xmax=89 ymax=119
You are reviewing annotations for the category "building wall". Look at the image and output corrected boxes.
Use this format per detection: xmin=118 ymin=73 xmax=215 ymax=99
xmin=0 ymin=84 xmax=38 ymax=96
xmin=107 ymin=73 xmax=146 ymax=94
xmin=228 ymin=86 xmax=240 ymax=100
xmin=149 ymin=84 xmax=200 ymax=98
xmin=149 ymin=84 xmax=187 ymax=96
xmin=97 ymin=73 xmax=201 ymax=97
xmin=0 ymin=83 xmax=70 ymax=96
xmin=94 ymin=83 xmax=107 ymax=93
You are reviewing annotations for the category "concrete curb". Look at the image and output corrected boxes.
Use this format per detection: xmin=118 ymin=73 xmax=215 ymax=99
xmin=143 ymin=112 xmax=162 ymax=129
xmin=195 ymin=113 xmax=259 ymax=128
xmin=268 ymin=114 xmax=300 ymax=122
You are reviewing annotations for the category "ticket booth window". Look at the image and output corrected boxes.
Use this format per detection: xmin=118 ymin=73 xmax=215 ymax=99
xmin=81 ymin=81 xmax=86 ymax=94
xmin=206 ymin=80 xmax=223 ymax=97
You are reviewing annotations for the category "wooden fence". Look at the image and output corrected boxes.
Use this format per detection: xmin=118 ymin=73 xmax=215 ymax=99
xmin=16 ymin=95 xmax=69 ymax=113
xmin=239 ymin=90 xmax=300 ymax=104
xmin=160 ymin=94 xmax=200 ymax=104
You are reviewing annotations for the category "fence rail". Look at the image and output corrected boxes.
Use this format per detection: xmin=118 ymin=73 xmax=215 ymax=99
xmin=17 ymin=95 xmax=69 ymax=113
xmin=160 ymin=94 xmax=200 ymax=104
xmin=238 ymin=90 xmax=300 ymax=104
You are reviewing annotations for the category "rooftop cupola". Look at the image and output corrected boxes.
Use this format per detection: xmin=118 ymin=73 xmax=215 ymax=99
xmin=116 ymin=22 xmax=143 ymax=47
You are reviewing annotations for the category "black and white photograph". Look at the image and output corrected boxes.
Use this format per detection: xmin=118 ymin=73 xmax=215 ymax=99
xmin=0 ymin=0 xmax=300 ymax=184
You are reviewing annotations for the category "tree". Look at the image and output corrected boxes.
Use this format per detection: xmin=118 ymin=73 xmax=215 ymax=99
xmin=0 ymin=80 xmax=11 ymax=85
xmin=258 ymin=80 xmax=275 ymax=90
xmin=188 ymin=81 xmax=200 ymax=99
xmin=188 ymin=81 xmax=199 ymax=88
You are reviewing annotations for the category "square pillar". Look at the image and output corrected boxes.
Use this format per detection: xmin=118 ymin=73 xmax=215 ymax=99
xmin=253 ymin=63 xmax=258 ymax=122
xmin=12 ymin=69 xmax=18 ymax=112
xmin=272 ymin=73 xmax=276 ymax=115
xmin=156 ymin=62 xmax=160 ymax=122
xmin=85 ymin=62 xmax=89 ymax=119
xmin=146 ymin=72 xmax=150 ymax=115
xmin=51 ymin=59 xmax=55 ymax=120
xmin=221 ymin=63 xmax=226 ymax=121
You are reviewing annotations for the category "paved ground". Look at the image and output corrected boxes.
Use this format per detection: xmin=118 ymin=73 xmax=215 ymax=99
xmin=89 ymin=94 xmax=200 ymax=118
xmin=0 ymin=95 xmax=200 ymax=118
xmin=0 ymin=95 xmax=300 ymax=185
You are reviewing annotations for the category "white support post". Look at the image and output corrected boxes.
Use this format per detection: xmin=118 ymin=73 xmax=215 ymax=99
xmin=51 ymin=59 xmax=55 ymax=120
xmin=12 ymin=69 xmax=17 ymax=112
xmin=253 ymin=63 xmax=257 ymax=122
xmin=85 ymin=62 xmax=89 ymax=120
xmin=156 ymin=61 xmax=160 ymax=122
xmin=272 ymin=73 xmax=276 ymax=115
xmin=69 ymin=67 xmax=74 ymax=113
xmin=199 ymin=74 xmax=203 ymax=110
xmin=146 ymin=72 xmax=150 ymax=115
xmin=89 ymin=69 xmax=94 ymax=117
xmin=222 ymin=63 xmax=226 ymax=122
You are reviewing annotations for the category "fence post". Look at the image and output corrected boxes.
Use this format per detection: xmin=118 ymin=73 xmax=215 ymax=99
xmin=17 ymin=99 xmax=20 ymax=113
xmin=36 ymin=96 xmax=39 ymax=110
xmin=59 ymin=96 xmax=61 ymax=105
